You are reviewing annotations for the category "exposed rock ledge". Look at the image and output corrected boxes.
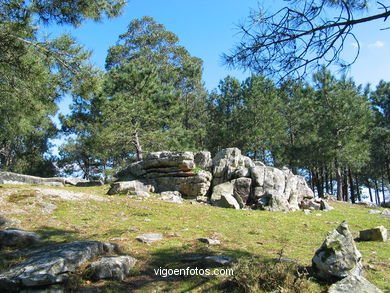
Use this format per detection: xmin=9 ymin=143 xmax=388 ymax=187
xmin=0 ymin=171 xmax=102 ymax=187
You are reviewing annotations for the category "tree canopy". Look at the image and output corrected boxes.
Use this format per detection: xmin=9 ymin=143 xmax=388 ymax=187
xmin=224 ymin=0 xmax=390 ymax=81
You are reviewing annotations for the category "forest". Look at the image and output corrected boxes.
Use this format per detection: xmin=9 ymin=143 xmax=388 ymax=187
xmin=1 ymin=1 xmax=389 ymax=205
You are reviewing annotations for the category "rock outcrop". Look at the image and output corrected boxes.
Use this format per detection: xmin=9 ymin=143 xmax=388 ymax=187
xmin=312 ymin=221 xmax=363 ymax=280
xmin=113 ymin=147 xmax=315 ymax=211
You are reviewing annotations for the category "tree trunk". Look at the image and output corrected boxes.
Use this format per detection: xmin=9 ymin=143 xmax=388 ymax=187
xmin=325 ymin=166 xmax=330 ymax=194
xmin=368 ymin=185 xmax=373 ymax=203
xmin=355 ymin=175 xmax=361 ymax=202
xmin=335 ymin=161 xmax=342 ymax=201
xmin=133 ymin=130 xmax=143 ymax=161
xmin=348 ymin=168 xmax=355 ymax=203
xmin=382 ymin=176 xmax=386 ymax=204
xmin=374 ymin=180 xmax=380 ymax=205
xmin=342 ymin=170 xmax=349 ymax=202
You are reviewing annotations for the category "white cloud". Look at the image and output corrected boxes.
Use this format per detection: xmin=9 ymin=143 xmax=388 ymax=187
xmin=368 ymin=41 xmax=384 ymax=48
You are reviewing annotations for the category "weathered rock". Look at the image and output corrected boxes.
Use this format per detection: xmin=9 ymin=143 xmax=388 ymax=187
xmin=368 ymin=210 xmax=382 ymax=215
xmin=0 ymin=172 xmax=65 ymax=186
xmin=0 ymin=241 xmax=116 ymax=291
xmin=312 ymin=221 xmax=363 ymax=279
xmin=194 ymin=151 xmax=212 ymax=171
xmin=301 ymin=199 xmax=322 ymax=210
xmin=136 ymin=233 xmax=163 ymax=244
xmin=328 ymin=275 xmax=383 ymax=293
xmin=143 ymin=151 xmax=195 ymax=170
xmin=198 ymin=238 xmax=221 ymax=245
xmin=107 ymin=180 xmax=154 ymax=195
xmin=211 ymin=181 xmax=240 ymax=209
xmin=231 ymin=167 xmax=251 ymax=179
xmin=231 ymin=177 xmax=252 ymax=208
xmin=382 ymin=209 xmax=390 ymax=215
xmin=0 ymin=229 xmax=40 ymax=248
xmin=88 ymin=256 xmax=137 ymax=281
xmin=212 ymin=148 xmax=254 ymax=187
xmin=219 ymin=193 xmax=240 ymax=209
xmin=359 ymin=226 xmax=387 ymax=242
xmin=210 ymin=182 xmax=234 ymax=203
xmin=159 ymin=191 xmax=184 ymax=204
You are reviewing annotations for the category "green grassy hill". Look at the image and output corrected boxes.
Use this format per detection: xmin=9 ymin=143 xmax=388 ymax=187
xmin=0 ymin=184 xmax=389 ymax=292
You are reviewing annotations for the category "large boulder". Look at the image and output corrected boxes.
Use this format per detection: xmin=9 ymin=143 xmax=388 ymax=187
xmin=115 ymin=152 xmax=212 ymax=198
xmin=231 ymin=177 xmax=252 ymax=208
xmin=312 ymin=221 xmax=363 ymax=280
xmin=0 ymin=241 xmax=116 ymax=291
xmin=250 ymin=166 xmax=314 ymax=211
xmin=328 ymin=275 xmax=383 ymax=293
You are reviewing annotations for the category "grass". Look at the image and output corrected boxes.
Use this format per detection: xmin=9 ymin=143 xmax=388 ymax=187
xmin=0 ymin=184 xmax=389 ymax=292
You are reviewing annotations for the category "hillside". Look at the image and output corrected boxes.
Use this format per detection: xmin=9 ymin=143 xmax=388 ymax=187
xmin=0 ymin=184 xmax=389 ymax=292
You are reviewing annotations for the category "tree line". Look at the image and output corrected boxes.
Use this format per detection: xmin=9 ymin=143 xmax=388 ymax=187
xmin=0 ymin=3 xmax=388 ymax=204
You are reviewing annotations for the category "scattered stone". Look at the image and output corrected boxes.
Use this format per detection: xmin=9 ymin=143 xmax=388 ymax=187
xmin=159 ymin=191 xmax=184 ymax=204
xmin=0 ymin=218 xmax=21 ymax=227
xmin=127 ymin=227 xmax=139 ymax=232
xmin=38 ymin=202 xmax=57 ymax=213
xmin=136 ymin=233 xmax=163 ymax=244
xmin=368 ymin=209 xmax=382 ymax=215
xmin=114 ymin=212 xmax=126 ymax=217
xmin=303 ymin=209 xmax=311 ymax=215
xmin=198 ymin=238 xmax=221 ymax=245
xmin=328 ymin=275 xmax=383 ymax=293
xmin=88 ymin=256 xmax=137 ymax=281
xmin=312 ymin=221 xmax=363 ymax=279
xmin=359 ymin=226 xmax=387 ymax=242
xmin=144 ymin=218 xmax=151 ymax=222
xmin=0 ymin=241 xmax=116 ymax=291
xmin=196 ymin=196 xmax=208 ymax=203
xmin=110 ymin=237 xmax=128 ymax=241
xmin=0 ymin=228 xmax=40 ymax=248
xmin=382 ymin=209 xmax=390 ymax=215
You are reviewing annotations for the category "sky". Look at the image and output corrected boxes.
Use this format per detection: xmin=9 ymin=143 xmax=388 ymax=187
xmin=44 ymin=0 xmax=390 ymax=146
xmin=43 ymin=0 xmax=390 ymax=115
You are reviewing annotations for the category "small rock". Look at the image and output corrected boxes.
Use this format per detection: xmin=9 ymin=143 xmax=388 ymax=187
xmin=38 ymin=201 xmax=57 ymax=213
xmin=0 ymin=228 xmax=40 ymax=248
xmin=382 ymin=209 xmax=390 ymax=215
xmin=328 ymin=275 xmax=383 ymax=293
xmin=198 ymin=238 xmax=221 ymax=245
xmin=88 ymin=256 xmax=137 ymax=281
xmin=127 ymin=227 xmax=139 ymax=232
xmin=114 ymin=212 xmax=126 ymax=217
xmin=359 ymin=226 xmax=387 ymax=242
xmin=368 ymin=209 xmax=382 ymax=215
xmin=159 ymin=191 xmax=184 ymax=204
xmin=144 ymin=218 xmax=151 ymax=222
xmin=110 ymin=237 xmax=128 ymax=241
xmin=136 ymin=233 xmax=163 ymax=244
xmin=303 ymin=209 xmax=311 ymax=215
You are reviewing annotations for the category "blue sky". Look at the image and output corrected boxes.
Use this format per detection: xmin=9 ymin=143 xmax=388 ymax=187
xmin=44 ymin=0 xmax=389 ymax=117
